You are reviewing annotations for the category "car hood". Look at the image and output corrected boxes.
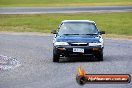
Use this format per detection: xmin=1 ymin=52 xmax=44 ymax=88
xmin=55 ymin=35 xmax=101 ymax=43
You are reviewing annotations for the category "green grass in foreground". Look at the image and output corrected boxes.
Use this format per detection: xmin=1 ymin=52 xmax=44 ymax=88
xmin=0 ymin=12 xmax=132 ymax=35
xmin=0 ymin=0 xmax=132 ymax=6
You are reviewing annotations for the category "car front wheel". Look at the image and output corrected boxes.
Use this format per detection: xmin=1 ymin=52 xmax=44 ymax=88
xmin=96 ymin=51 xmax=103 ymax=61
xmin=53 ymin=49 xmax=59 ymax=62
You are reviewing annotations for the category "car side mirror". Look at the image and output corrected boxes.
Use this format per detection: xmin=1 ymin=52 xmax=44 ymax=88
xmin=99 ymin=31 xmax=105 ymax=35
xmin=51 ymin=30 xmax=57 ymax=34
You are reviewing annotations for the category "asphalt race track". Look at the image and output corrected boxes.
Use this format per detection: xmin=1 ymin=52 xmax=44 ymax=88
xmin=0 ymin=33 xmax=132 ymax=88
xmin=0 ymin=6 xmax=132 ymax=14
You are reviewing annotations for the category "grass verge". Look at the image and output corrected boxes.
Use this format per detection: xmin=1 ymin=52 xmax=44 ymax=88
xmin=0 ymin=0 xmax=132 ymax=7
xmin=0 ymin=12 xmax=132 ymax=35
xmin=103 ymin=34 xmax=132 ymax=39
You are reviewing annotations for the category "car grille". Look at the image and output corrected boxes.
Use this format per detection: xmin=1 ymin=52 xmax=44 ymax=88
xmin=69 ymin=43 xmax=88 ymax=46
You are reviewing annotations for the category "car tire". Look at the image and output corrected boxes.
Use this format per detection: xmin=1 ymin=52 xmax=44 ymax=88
xmin=53 ymin=49 xmax=59 ymax=62
xmin=96 ymin=51 xmax=103 ymax=61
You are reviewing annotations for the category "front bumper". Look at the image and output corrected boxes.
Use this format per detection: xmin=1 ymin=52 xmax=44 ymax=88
xmin=54 ymin=45 xmax=103 ymax=58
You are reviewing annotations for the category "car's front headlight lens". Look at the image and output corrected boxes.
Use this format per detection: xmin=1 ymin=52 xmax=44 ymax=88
xmin=54 ymin=42 xmax=69 ymax=46
xmin=89 ymin=43 xmax=102 ymax=46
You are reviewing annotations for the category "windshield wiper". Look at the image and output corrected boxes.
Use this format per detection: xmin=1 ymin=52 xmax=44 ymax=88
xmin=63 ymin=34 xmax=98 ymax=36
xmin=63 ymin=34 xmax=80 ymax=35
xmin=83 ymin=34 xmax=98 ymax=35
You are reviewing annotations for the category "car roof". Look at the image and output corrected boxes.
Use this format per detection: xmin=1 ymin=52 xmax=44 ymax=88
xmin=62 ymin=20 xmax=95 ymax=23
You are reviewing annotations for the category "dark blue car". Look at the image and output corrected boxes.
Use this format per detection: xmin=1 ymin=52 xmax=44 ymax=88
xmin=51 ymin=20 xmax=105 ymax=62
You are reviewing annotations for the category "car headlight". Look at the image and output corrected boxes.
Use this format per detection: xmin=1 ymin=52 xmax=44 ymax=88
xmin=54 ymin=42 xmax=69 ymax=46
xmin=89 ymin=43 xmax=102 ymax=46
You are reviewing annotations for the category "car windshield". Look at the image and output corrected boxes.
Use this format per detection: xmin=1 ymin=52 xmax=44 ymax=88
xmin=58 ymin=22 xmax=98 ymax=36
